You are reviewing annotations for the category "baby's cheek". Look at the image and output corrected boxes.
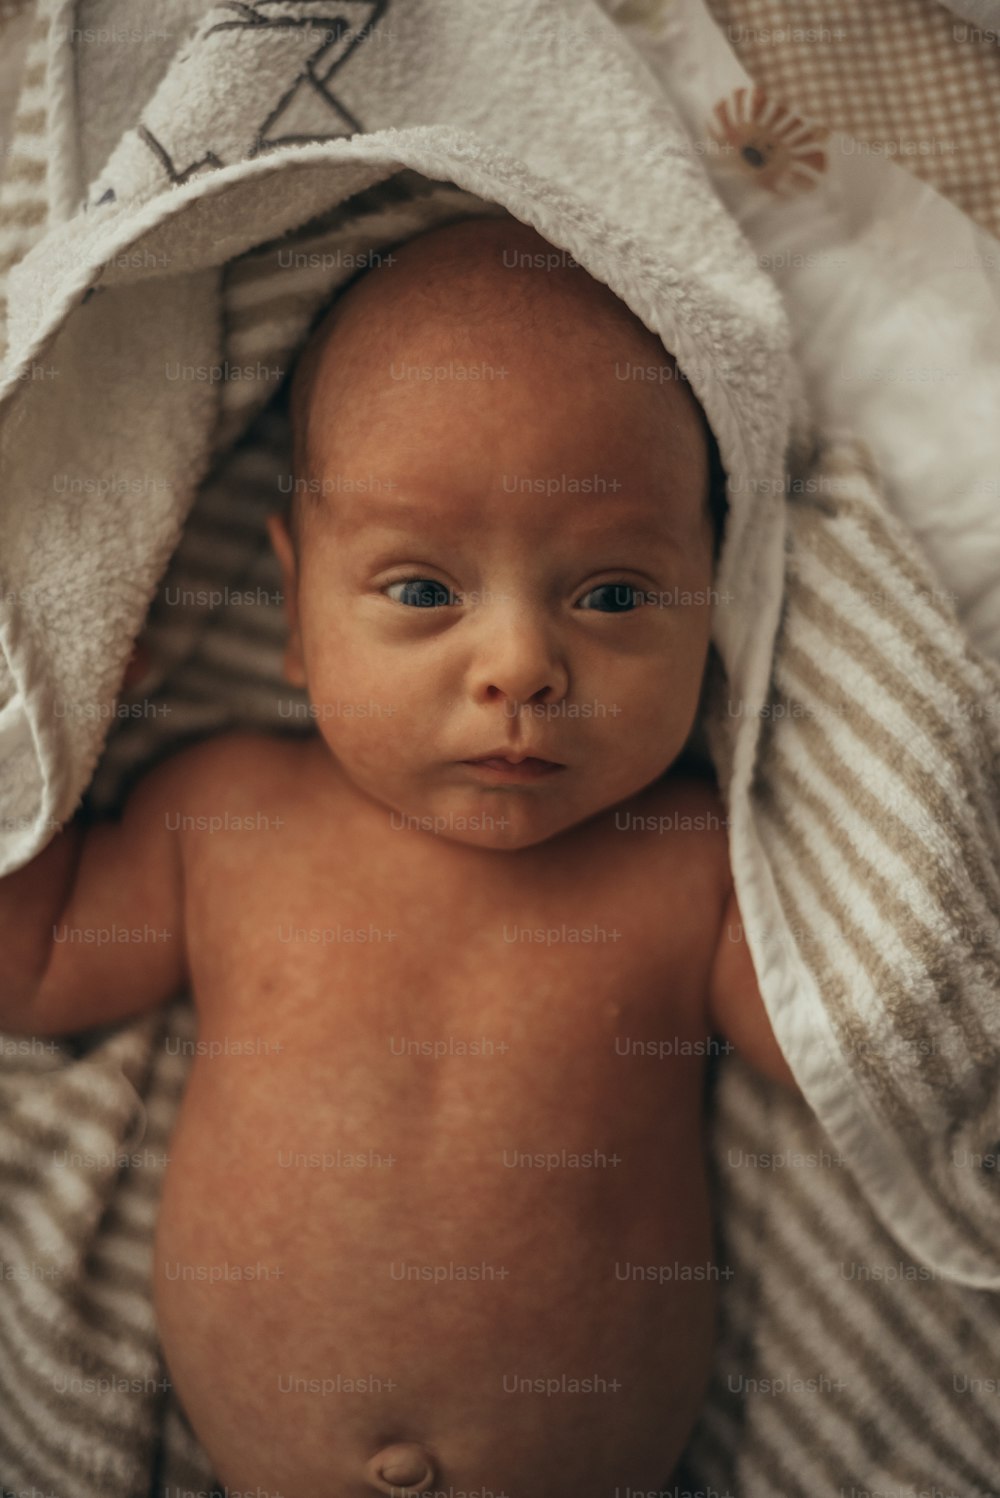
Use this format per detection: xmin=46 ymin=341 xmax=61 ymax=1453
xmin=613 ymin=656 xmax=690 ymax=739
xmin=305 ymin=643 xmax=383 ymax=715
xmin=317 ymin=711 xmax=388 ymax=776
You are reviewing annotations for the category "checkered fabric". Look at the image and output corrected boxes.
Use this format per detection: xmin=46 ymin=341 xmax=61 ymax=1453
xmin=704 ymin=0 xmax=1000 ymax=237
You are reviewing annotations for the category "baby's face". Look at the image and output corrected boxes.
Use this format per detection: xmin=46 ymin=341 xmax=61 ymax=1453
xmin=270 ymin=221 xmax=716 ymax=852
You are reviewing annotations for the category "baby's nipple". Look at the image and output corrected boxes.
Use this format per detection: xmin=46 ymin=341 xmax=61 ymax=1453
xmin=364 ymin=1441 xmax=436 ymax=1495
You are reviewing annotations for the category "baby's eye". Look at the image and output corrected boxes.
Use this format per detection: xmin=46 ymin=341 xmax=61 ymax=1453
xmin=577 ymin=582 xmax=649 ymax=613
xmin=384 ymin=577 xmax=457 ymax=608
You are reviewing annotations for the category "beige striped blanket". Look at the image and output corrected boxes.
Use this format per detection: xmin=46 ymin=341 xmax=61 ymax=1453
xmin=2 ymin=2 xmax=1000 ymax=1496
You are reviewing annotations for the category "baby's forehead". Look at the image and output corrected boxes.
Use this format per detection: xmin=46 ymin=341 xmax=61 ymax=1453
xmin=301 ymin=227 xmax=680 ymax=395
xmin=291 ymin=220 xmax=712 ymax=533
xmin=323 ymin=474 xmax=693 ymax=557
xmin=303 ymin=307 xmax=700 ymax=453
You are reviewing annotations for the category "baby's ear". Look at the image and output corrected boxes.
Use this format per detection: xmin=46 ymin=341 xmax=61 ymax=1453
xmin=265 ymin=512 xmax=306 ymax=688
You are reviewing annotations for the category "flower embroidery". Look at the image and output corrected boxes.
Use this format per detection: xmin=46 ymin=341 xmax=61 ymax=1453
xmin=708 ymin=87 xmax=829 ymax=195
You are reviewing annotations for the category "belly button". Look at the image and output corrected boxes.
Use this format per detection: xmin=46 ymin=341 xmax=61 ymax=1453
xmin=364 ymin=1442 xmax=436 ymax=1495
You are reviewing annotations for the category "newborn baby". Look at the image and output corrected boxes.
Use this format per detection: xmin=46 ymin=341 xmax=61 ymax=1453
xmin=0 ymin=215 xmax=796 ymax=1496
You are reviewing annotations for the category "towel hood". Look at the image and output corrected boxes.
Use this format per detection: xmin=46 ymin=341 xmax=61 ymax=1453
xmin=0 ymin=0 xmax=798 ymax=877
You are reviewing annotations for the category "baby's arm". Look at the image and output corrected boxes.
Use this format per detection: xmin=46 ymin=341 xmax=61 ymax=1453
xmin=707 ymin=877 xmax=799 ymax=1093
xmin=0 ymin=751 xmax=190 ymax=1037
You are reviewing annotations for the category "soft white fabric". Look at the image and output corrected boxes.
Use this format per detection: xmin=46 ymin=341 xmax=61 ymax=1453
xmin=619 ymin=0 xmax=1000 ymax=669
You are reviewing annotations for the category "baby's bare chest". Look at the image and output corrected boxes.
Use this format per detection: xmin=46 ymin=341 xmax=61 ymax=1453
xmin=157 ymin=793 xmax=724 ymax=1415
xmin=181 ymin=800 xmax=719 ymax=1108
xmin=170 ymin=777 xmax=725 ymax=1203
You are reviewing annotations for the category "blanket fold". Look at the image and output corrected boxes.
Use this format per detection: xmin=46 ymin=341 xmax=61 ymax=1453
xmin=709 ymin=429 xmax=1000 ymax=1287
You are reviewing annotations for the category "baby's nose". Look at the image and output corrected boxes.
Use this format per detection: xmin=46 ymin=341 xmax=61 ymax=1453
xmin=364 ymin=1441 xmax=436 ymax=1495
xmin=479 ymin=642 xmax=569 ymax=711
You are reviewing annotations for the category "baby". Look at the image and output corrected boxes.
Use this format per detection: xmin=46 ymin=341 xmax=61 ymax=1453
xmin=0 ymin=216 xmax=795 ymax=1496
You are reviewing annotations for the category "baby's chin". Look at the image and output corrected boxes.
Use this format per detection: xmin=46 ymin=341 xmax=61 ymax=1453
xmin=370 ymin=775 xmax=662 ymax=855
xmin=331 ymin=769 xmax=584 ymax=853
xmin=387 ymin=795 xmax=577 ymax=854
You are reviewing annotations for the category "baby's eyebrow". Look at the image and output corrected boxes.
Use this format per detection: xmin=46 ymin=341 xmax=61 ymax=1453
xmin=337 ymin=489 xmax=688 ymax=548
xmin=337 ymin=490 xmax=440 ymax=521
xmin=568 ymin=515 xmax=688 ymax=550
xmin=336 ymin=497 xmax=465 ymax=543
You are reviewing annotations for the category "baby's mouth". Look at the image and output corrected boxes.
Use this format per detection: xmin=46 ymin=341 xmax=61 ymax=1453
xmin=461 ymin=753 xmax=565 ymax=780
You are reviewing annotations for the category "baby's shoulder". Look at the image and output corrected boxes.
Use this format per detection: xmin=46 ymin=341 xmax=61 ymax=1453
xmin=173 ymin=724 xmax=302 ymax=778
xmin=612 ymin=766 xmax=732 ymax=902
xmin=153 ymin=727 xmax=317 ymax=822
xmin=628 ymin=766 xmax=730 ymax=841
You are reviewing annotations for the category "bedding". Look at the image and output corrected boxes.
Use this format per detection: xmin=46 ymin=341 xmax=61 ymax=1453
xmin=1 ymin=3 xmax=999 ymax=1493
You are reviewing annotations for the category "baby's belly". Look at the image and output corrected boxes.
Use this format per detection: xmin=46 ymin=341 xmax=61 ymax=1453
xmin=154 ymin=998 xmax=716 ymax=1497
